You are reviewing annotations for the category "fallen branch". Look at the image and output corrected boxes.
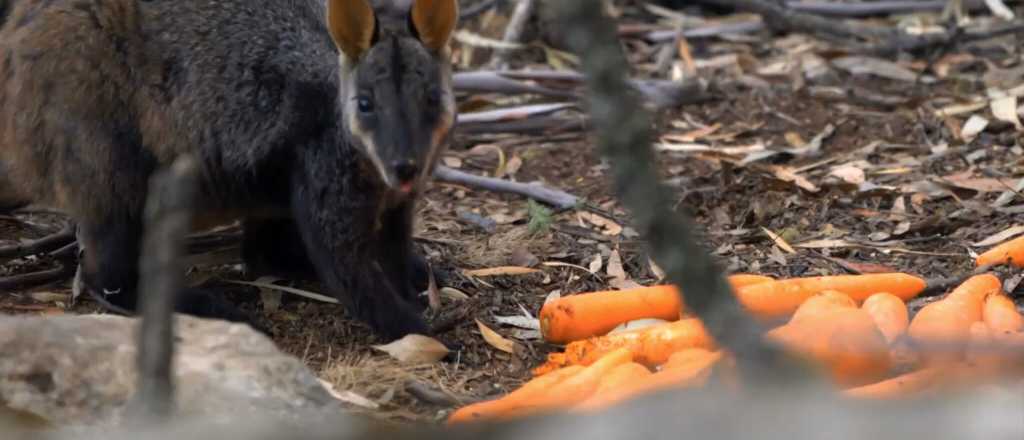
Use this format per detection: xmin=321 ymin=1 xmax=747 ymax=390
xmin=696 ymin=0 xmax=1024 ymax=55
xmin=489 ymin=0 xmax=536 ymax=69
xmin=0 ymin=264 xmax=71 ymax=291
xmin=785 ymin=0 xmax=988 ymax=17
xmin=129 ymin=155 xmax=201 ymax=422
xmin=458 ymin=0 xmax=506 ymax=22
xmin=434 ymin=165 xmax=579 ymax=210
xmin=0 ymin=222 xmax=76 ymax=261
xmin=454 ymin=71 xmax=711 ymax=108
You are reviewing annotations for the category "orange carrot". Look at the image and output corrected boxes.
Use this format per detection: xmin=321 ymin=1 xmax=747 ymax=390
xmin=766 ymin=307 xmax=891 ymax=387
xmin=728 ymin=274 xmax=777 ymax=288
xmin=736 ymin=273 xmax=926 ymax=320
xmin=446 ymin=365 xmax=584 ymax=424
xmin=983 ymin=293 xmax=1024 ymax=338
xmin=790 ymin=290 xmax=856 ymax=324
xmin=908 ymin=274 xmax=1001 ymax=363
xmin=590 ymin=362 xmax=652 ymax=397
xmin=534 ymin=319 xmax=716 ymax=374
xmin=661 ymin=348 xmax=721 ymax=370
xmin=965 ymin=322 xmax=1002 ymax=371
xmin=574 ymin=349 xmax=722 ymax=411
xmin=944 ymin=273 xmax=1001 ymax=322
xmin=907 ymin=299 xmax=974 ymax=363
xmin=501 ymin=348 xmax=634 ymax=419
xmin=861 ymin=292 xmax=909 ymax=345
xmin=976 ymin=234 xmax=1024 ymax=267
xmin=539 ymin=274 xmax=774 ymax=344
xmin=842 ymin=366 xmax=947 ymax=399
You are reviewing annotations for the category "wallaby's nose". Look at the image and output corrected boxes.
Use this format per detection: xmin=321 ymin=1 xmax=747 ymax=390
xmin=393 ymin=160 xmax=419 ymax=183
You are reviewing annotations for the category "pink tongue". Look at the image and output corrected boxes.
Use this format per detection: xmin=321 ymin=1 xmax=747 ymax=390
xmin=398 ymin=182 xmax=413 ymax=194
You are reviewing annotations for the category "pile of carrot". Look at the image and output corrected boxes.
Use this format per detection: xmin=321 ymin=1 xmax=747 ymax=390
xmin=447 ymin=266 xmax=1024 ymax=424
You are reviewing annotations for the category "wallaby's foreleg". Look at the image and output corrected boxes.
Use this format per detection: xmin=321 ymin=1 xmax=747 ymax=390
xmin=78 ymin=209 xmax=262 ymax=331
xmin=378 ymin=203 xmax=431 ymax=308
xmin=241 ymin=218 xmax=318 ymax=281
xmin=290 ymin=178 xmax=429 ymax=341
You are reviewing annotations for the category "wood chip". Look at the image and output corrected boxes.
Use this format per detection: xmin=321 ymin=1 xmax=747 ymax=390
xmin=463 ymin=266 xmax=540 ymax=277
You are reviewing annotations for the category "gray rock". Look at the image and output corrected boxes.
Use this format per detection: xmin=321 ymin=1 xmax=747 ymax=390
xmin=0 ymin=314 xmax=346 ymax=430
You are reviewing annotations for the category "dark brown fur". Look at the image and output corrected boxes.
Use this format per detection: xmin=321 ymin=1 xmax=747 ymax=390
xmin=0 ymin=0 xmax=458 ymax=340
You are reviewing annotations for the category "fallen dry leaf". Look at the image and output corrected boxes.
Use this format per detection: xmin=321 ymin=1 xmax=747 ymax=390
xmin=544 ymin=290 xmax=561 ymax=305
xmin=829 ymin=164 xmax=866 ymax=185
xmin=493 ymin=314 xmax=540 ymax=330
xmin=509 ymin=248 xmax=540 ymax=268
xmin=991 ymin=96 xmax=1022 ymax=129
xmin=372 ymin=334 xmax=450 ymax=364
xmin=476 ymin=319 xmax=516 ymax=353
xmin=648 ymin=256 xmax=666 ymax=281
xmin=960 ymin=114 xmax=989 ymax=141
xmin=578 ymin=211 xmax=624 ymax=236
xmin=973 ymin=224 xmax=1024 ymax=247
xmin=588 ymin=254 xmax=603 ymax=274
xmin=28 ymin=291 xmax=70 ymax=304
xmin=317 ymin=379 xmax=380 ymax=410
xmin=606 ymin=249 xmax=627 ymax=284
xmin=831 ymin=56 xmax=917 ymax=82
xmin=463 ymin=266 xmax=540 ymax=277
xmin=770 ymin=166 xmax=819 ymax=192
xmin=762 ymin=227 xmax=796 ymax=254
xmin=439 ymin=287 xmax=470 ymax=301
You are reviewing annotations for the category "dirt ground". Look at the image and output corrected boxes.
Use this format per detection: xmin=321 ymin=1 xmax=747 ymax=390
xmin=2 ymin=1 xmax=1024 ymax=427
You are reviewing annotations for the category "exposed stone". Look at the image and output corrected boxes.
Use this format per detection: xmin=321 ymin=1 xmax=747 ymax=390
xmin=0 ymin=314 xmax=345 ymax=430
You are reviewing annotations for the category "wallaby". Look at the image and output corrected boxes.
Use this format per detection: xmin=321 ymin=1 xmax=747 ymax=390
xmin=0 ymin=0 xmax=458 ymax=341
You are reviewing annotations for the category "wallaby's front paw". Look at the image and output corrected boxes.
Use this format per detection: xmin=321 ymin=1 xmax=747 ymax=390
xmin=176 ymin=288 xmax=273 ymax=336
xmin=365 ymin=294 xmax=430 ymax=342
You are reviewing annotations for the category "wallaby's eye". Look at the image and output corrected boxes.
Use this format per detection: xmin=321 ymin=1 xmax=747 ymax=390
xmin=356 ymin=96 xmax=374 ymax=114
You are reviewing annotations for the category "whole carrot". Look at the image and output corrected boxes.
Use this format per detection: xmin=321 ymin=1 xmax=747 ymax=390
xmin=446 ymin=365 xmax=584 ymax=424
xmin=539 ymin=274 xmax=774 ymax=344
xmin=766 ymin=305 xmax=891 ymax=387
xmin=790 ymin=290 xmax=856 ymax=324
xmin=976 ymin=234 xmax=1024 ymax=268
xmin=943 ymin=273 xmax=1001 ymax=322
xmin=736 ymin=273 xmax=926 ymax=320
xmin=861 ymin=292 xmax=909 ymax=345
xmin=535 ymin=319 xmax=716 ymax=373
xmin=573 ymin=348 xmax=722 ymax=412
xmin=983 ymin=293 xmax=1024 ymax=338
xmin=908 ymin=274 xmax=1001 ymax=363
xmin=842 ymin=366 xmax=946 ymax=399
xmin=590 ymin=362 xmax=652 ymax=397
xmin=501 ymin=348 xmax=634 ymax=419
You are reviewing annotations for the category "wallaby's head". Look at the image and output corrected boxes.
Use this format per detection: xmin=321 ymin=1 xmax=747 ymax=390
xmin=327 ymin=0 xmax=458 ymax=196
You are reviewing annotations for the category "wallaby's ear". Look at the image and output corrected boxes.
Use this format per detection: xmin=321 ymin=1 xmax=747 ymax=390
xmin=409 ymin=0 xmax=458 ymax=52
xmin=327 ymin=0 xmax=377 ymax=60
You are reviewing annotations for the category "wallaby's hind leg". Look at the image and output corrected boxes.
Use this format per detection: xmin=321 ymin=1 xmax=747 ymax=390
xmin=78 ymin=213 xmax=260 ymax=330
xmin=76 ymin=216 xmax=144 ymax=313
xmin=241 ymin=218 xmax=318 ymax=281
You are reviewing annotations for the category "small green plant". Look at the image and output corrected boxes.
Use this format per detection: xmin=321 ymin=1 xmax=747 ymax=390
xmin=527 ymin=199 xmax=553 ymax=235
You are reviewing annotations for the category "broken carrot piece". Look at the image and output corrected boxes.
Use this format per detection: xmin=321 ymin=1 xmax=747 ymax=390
xmin=446 ymin=365 xmax=583 ymax=424
xmin=861 ymin=292 xmax=909 ymax=345
xmin=573 ymin=348 xmax=722 ymax=412
xmin=766 ymin=302 xmax=891 ymax=387
xmin=534 ymin=318 xmax=715 ymax=374
xmin=590 ymin=362 xmax=652 ymax=397
xmin=539 ymin=274 xmax=774 ymax=344
xmin=500 ymin=348 xmax=634 ymax=419
xmin=983 ymin=293 xmax=1024 ymax=338
xmin=976 ymin=234 xmax=1024 ymax=268
xmin=842 ymin=365 xmax=947 ymax=399
xmin=908 ymin=274 xmax=1002 ymax=363
xmin=735 ymin=273 xmax=926 ymax=320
